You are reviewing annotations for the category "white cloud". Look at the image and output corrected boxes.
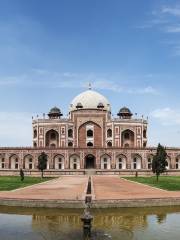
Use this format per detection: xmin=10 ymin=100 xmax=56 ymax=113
xmin=0 ymin=76 xmax=22 ymax=86
xmin=0 ymin=70 xmax=158 ymax=95
xmin=135 ymin=19 xmax=169 ymax=29
xmin=165 ymin=25 xmax=180 ymax=33
xmin=161 ymin=6 xmax=180 ymax=16
xmin=86 ymin=80 xmax=123 ymax=92
xmin=128 ymin=86 xmax=159 ymax=95
xmin=150 ymin=107 xmax=180 ymax=125
xmin=136 ymin=4 xmax=180 ymax=56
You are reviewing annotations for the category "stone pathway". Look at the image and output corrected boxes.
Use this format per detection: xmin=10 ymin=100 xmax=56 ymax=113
xmin=0 ymin=176 xmax=88 ymax=200
xmin=0 ymin=175 xmax=180 ymax=202
xmin=92 ymin=175 xmax=180 ymax=200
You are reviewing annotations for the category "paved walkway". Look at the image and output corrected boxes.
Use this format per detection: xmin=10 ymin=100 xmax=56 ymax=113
xmin=92 ymin=175 xmax=180 ymax=200
xmin=0 ymin=175 xmax=180 ymax=202
xmin=0 ymin=176 xmax=88 ymax=200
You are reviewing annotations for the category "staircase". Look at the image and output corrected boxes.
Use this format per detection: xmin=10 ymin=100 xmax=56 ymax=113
xmin=85 ymin=169 xmax=96 ymax=175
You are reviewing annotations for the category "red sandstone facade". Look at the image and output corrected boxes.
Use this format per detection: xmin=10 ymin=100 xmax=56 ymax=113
xmin=0 ymin=88 xmax=180 ymax=175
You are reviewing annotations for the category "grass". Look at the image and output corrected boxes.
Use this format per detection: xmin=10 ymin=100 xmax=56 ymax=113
xmin=123 ymin=176 xmax=180 ymax=191
xmin=0 ymin=176 xmax=53 ymax=191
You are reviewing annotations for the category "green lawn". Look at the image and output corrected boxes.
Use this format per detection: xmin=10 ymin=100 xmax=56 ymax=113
xmin=0 ymin=176 xmax=52 ymax=191
xmin=123 ymin=176 xmax=180 ymax=191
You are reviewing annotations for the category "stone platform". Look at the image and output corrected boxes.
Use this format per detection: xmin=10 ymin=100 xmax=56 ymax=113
xmin=0 ymin=175 xmax=180 ymax=208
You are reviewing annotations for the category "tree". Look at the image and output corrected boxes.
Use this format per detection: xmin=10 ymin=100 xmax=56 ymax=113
xmin=152 ymin=143 xmax=168 ymax=181
xmin=37 ymin=152 xmax=48 ymax=178
xmin=20 ymin=168 xmax=24 ymax=181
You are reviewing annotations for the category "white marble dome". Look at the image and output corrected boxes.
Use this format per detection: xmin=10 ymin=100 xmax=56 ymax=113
xmin=69 ymin=89 xmax=111 ymax=112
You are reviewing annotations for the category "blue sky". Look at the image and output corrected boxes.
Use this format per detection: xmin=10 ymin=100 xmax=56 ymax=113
xmin=0 ymin=0 xmax=180 ymax=146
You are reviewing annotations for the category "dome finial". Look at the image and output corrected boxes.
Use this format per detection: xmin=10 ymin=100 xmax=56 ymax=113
xmin=88 ymin=82 xmax=92 ymax=90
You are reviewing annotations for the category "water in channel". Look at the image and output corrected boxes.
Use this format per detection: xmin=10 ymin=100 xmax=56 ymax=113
xmin=0 ymin=206 xmax=180 ymax=240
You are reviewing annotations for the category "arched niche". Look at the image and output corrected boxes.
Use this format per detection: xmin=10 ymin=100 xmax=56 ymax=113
xmin=121 ymin=129 xmax=135 ymax=148
xmin=54 ymin=154 xmax=65 ymax=169
xmin=131 ymin=154 xmax=142 ymax=170
xmin=9 ymin=154 xmax=19 ymax=169
xmin=69 ymin=154 xmax=80 ymax=170
xmin=100 ymin=154 xmax=111 ymax=170
xmin=45 ymin=129 xmax=59 ymax=147
xmin=116 ymin=154 xmax=127 ymax=169
xmin=23 ymin=154 xmax=34 ymax=169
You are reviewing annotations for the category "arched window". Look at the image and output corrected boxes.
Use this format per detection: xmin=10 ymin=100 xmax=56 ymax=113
xmin=58 ymin=158 xmax=62 ymax=169
xmin=176 ymin=158 xmax=180 ymax=169
xmin=50 ymin=143 xmax=56 ymax=147
xmin=33 ymin=142 xmax=37 ymax=147
xmin=29 ymin=158 xmax=33 ymax=169
xmin=133 ymin=158 xmax=137 ymax=169
xmin=148 ymin=158 xmax=151 ymax=169
xmin=143 ymin=129 xmax=147 ymax=138
xmin=33 ymin=129 xmax=37 ymax=138
xmin=124 ymin=143 xmax=129 ymax=148
xmin=87 ymin=142 xmax=93 ymax=147
xmin=107 ymin=129 xmax=112 ymax=137
xmin=107 ymin=141 xmax=112 ymax=147
xmin=15 ymin=158 xmax=19 ymax=169
xmin=118 ymin=158 xmax=122 ymax=169
xmin=87 ymin=129 xmax=93 ymax=137
xmin=68 ymin=141 xmax=73 ymax=147
xmin=73 ymin=158 xmax=77 ymax=169
xmin=103 ymin=158 xmax=107 ymax=169
xmin=68 ymin=129 xmax=73 ymax=138
xmin=0 ymin=157 xmax=5 ymax=169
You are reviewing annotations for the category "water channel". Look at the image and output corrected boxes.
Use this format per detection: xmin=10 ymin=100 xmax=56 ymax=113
xmin=1 ymin=206 xmax=180 ymax=240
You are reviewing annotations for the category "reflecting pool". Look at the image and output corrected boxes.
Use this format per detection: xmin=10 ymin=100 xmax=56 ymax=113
xmin=1 ymin=206 xmax=180 ymax=239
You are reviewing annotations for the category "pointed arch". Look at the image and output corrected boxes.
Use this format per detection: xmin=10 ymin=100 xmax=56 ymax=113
xmin=116 ymin=154 xmax=127 ymax=169
xmin=176 ymin=155 xmax=180 ymax=169
xmin=0 ymin=154 xmax=5 ymax=169
xmin=100 ymin=154 xmax=111 ymax=169
xmin=166 ymin=155 xmax=171 ymax=169
xmin=23 ymin=154 xmax=34 ymax=169
xmin=45 ymin=129 xmax=59 ymax=147
xmin=121 ymin=129 xmax=135 ymax=148
xmin=131 ymin=154 xmax=142 ymax=169
xmin=53 ymin=154 xmax=65 ymax=169
xmin=69 ymin=154 xmax=80 ymax=169
xmin=9 ymin=154 xmax=19 ymax=169
xmin=147 ymin=154 xmax=154 ymax=170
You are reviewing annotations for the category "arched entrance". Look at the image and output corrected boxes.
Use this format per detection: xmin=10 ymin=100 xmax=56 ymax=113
xmin=85 ymin=155 xmax=95 ymax=169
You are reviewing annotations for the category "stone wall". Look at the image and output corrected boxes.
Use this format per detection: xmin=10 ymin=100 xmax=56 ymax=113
xmin=0 ymin=147 xmax=180 ymax=174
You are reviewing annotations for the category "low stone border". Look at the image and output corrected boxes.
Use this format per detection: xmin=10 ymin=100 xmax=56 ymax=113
xmin=91 ymin=198 xmax=180 ymax=208
xmin=0 ymin=198 xmax=86 ymax=208
xmin=1 ymin=197 xmax=180 ymax=208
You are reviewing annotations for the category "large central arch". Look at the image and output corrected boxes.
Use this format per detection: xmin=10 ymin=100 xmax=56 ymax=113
xmin=85 ymin=154 xmax=95 ymax=169
xmin=78 ymin=121 xmax=102 ymax=148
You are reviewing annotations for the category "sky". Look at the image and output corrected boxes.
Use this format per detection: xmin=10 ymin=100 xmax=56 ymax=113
xmin=0 ymin=0 xmax=180 ymax=147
